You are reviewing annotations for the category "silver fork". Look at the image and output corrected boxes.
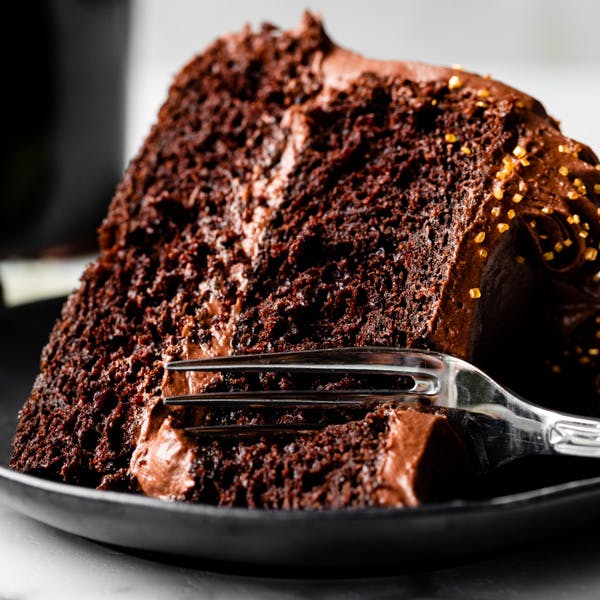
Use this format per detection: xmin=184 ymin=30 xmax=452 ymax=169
xmin=164 ymin=347 xmax=600 ymax=473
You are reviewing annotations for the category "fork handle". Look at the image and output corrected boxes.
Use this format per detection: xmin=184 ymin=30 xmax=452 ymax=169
xmin=546 ymin=416 xmax=600 ymax=458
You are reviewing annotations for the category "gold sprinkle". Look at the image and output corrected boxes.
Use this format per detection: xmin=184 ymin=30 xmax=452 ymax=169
xmin=460 ymin=145 xmax=472 ymax=155
xmin=567 ymin=191 xmax=580 ymax=200
xmin=452 ymin=64 xmax=463 ymax=71
xmin=484 ymin=73 xmax=491 ymax=80
xmin=579 ymin=230 xmax=589 ymax=239
xmin=516 ymin=100 xmax=525 ymax=108
xmin=513 ymin=145 xmax=527 ymax=159
xmin=445 ymin=133 xmax=458 ymax=143
xmin=476 ymin=101 xmax=488 ymax=108
xmin=469 ymin=287 xmax=481 ymax=299
xmin=558 ymin=144 xmax=569 ymax=154
xmin=559 ymin=166 xmax=570 ymax=177
xmin=590 ymin=348 xmax=600 ymax=356
xmin=554 ymin=241 xmax=564 ymax=252
xmin=551 ymin=365 xmax=561 ymax=374
xmin=448 ymin=75 xmax=462 ymax=90
xmin=572 ymin=214 xmax=581 ymax=224
xmin=596 ymin=164 xmax=600 ymax=171
xmin=580 ymin=356 xmax=591 ymax=365
xmin=474 ymin=232 xmax=486 ymax=243
xmin=491 ymin=206 xmax=501 ymax=217
xmin=516 ymin=255 xmax=526 ymax=264
xmin=564 ymin=238 xmax=573 ymax=247
xmin=477 ymin=89 xmax=490 ymax=98
xmin=520 ymin=158 xmax=531 ymax=166
xmin=519 ymin=181 xmax=526 ymax=192
xmin=530 ymin=220 xmax=537 ymax=228
xmin=574 ymin=178 xmax=587 ymax=195
xmin=597 ymin=207 xmax=600 ymax=216
xmin=479 ymin=248 xmax=488 ymax=258
xmin=543 ymin=251 xmax=555 ymax=261
xmin=507 ymin=209 xmax=516 ymax=220
xmin=596 ymin=330 xmax=600 ymax=338
xmin=541 ymin=206 xmax=554 ymax=214
xmin=512 ymin=193 xmax=523 ymax=204
xmin=594 ymin=184 xmax=600 ymax=195
xmin=493 ymin=187 xmax=504 ymax=200
xmin=585 ymin=247 xmax=598 ymax=261
xmin=584 ymin=222 xmax=591 ymax=230
xmin=431 ymin=99 xmax=438 ymax=106
xmin=497 ymin=222 xmax=510 ymax=233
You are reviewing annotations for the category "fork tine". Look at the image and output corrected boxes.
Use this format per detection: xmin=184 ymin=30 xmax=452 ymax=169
xmin=165 ymin=347 xmax=446 ymax=378
xmin=184 ymin=423 xmax=324 ymax=436
xmin=164 ymin=389 xmax=429 ymax=409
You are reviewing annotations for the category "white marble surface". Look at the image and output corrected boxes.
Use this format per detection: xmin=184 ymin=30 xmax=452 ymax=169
xmin=4 ymin=499 xmax=600 ymax=599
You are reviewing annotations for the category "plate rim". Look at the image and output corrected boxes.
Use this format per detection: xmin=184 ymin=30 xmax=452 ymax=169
xmin=3 ymin=463 xmax=600 ymax=521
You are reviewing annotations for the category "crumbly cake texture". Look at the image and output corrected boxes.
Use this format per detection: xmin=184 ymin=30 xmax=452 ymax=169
xmin=11 ymin=14 xmax=600 ymax=507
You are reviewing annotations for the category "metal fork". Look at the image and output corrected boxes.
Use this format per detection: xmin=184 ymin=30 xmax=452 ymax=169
xmin=164 ymin=347 xmax=600 ymax=473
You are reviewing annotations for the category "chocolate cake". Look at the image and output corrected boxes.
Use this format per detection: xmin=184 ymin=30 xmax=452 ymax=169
xmin=10 ymin=14 xmax=600 ymax=508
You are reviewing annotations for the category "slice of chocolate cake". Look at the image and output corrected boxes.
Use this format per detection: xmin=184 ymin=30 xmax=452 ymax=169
xmin=10 ymin=14 xmax=600 ymax=507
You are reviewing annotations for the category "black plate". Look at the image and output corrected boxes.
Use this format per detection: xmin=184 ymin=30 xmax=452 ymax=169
xmin=3 ymin=297 xmax=600 ymax=569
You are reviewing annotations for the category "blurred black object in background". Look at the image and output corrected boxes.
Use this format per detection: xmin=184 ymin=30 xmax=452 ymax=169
xmin=0 ymin=0 xmax=129 ymax=258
